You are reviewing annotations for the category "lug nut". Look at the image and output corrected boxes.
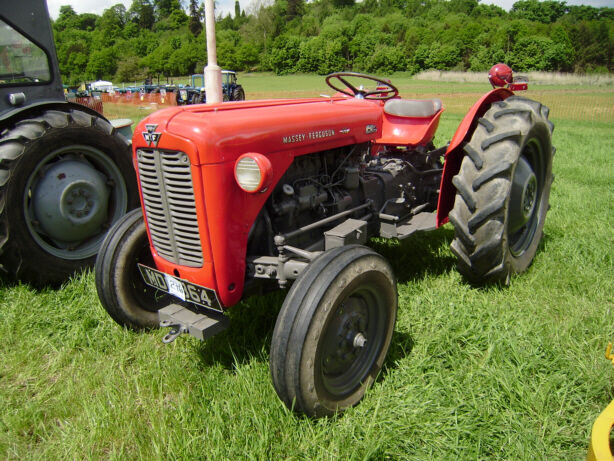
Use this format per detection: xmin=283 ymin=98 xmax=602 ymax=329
xmin=353 ymin=333 xmax=367 ymax=348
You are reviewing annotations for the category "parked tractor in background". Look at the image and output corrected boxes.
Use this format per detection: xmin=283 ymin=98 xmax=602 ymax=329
xmin=0 ymin=1 xmax=138 ymax=286
xmin=96 ymin=67 xmax=554 ymax=417
xmin=175 ymin=70 xmax=245 ymax=105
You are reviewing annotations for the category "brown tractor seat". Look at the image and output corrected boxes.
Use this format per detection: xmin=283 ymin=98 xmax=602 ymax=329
xmin=384 ymin=98 xmax=443 ymax=118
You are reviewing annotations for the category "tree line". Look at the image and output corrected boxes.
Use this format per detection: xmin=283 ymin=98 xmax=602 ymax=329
xmin=52 ymin=0 xmax=614 ymax=85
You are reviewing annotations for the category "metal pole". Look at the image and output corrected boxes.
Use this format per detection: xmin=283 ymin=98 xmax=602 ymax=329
xmin=204 ymin=0 xmax=222 ymax=104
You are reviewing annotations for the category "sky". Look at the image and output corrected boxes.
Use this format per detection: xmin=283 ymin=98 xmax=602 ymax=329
xmin=46 ymin=0 xmax=613 ymax=20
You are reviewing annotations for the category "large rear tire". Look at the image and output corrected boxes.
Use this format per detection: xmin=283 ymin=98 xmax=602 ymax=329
xmin=0 ymin=109 xmax=138 ymax=286
xmin=95 ymin=209 xmax=172 ymax=330
xmin=232 ymin=86 xmax=245 ymax=101
xmin=270 ymin=245 xmax=397 ymax=417
xmin=449 ymin=96 xmax=554 ymax=284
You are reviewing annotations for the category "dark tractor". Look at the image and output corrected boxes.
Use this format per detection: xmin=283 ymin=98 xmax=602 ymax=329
xmin=0 ymin=1 xmax=138 ymax=286
xmin=176 ymin=70 xmax=245 ymax=105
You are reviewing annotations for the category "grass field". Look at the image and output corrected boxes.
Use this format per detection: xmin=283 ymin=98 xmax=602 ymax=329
xmin=2 ymin=75 xmax=614 ymax=460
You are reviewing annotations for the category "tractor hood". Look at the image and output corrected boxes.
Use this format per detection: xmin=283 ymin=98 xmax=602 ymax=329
xmin=134 ymin=98 xmax=384 ymax=165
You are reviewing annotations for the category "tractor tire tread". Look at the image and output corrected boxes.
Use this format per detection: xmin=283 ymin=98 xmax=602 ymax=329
xmin=449 ymin=96 xmax=554 ymax=283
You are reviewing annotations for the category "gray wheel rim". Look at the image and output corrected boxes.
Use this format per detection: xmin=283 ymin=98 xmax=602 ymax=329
xmin=508 ymin=138 xmax=545 ymax=257
xmin=24 ymin=145 xmax=128 ymax=260
xmin=318 ymin=285 xmax=387 ymax=398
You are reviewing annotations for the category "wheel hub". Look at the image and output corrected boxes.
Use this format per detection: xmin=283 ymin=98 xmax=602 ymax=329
xmin=322 ymin=298 xmax=368 ymax=376
xmin=509 ymin=156 xmax=538 ymax=234
xmin=32 ymin=160 xmax=110 ymax=243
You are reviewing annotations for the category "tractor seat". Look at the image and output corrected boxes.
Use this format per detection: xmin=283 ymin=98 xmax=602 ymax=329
xmin=384 ymin=98 xmax=442 ymax=118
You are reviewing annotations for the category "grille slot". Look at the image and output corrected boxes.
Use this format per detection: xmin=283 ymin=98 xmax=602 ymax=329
xmin=137 ymin=149 xmax=203 ymax=267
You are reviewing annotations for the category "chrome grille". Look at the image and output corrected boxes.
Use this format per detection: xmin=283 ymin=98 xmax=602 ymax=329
xmin=137 ymin=149 xmax=203 ymax=267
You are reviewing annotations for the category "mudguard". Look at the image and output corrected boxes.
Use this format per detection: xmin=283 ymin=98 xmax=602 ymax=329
xmin=436 ymin=88 xmax=514 ymax=227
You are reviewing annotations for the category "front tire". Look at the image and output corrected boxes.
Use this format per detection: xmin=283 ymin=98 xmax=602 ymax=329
xmin=0 ymin=109 xmax=138 ymax=286
xmin=95 ymin=209 xmax=172 ymax=329
xmin=270 ymin=245 xmax=397 ymax=417
xmin=449 ymin=96 xmax=554 ymax=284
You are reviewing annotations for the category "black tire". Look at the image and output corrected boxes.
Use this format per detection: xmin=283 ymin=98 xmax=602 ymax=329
xmin=95 ymin=208 xmax=172 ymax=329
xmin=270 ymin=245 xmax=397 ymax=417
xmin=449 ymin=96 xmax=554 ymax=284
xmin=0 ymin=109 xmax=138 ymax=287
xmin=232 ymin=86 xmax=245 ymax=101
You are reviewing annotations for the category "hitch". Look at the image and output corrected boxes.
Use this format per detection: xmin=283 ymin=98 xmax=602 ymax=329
xmin=158 ymin=304 xmax=229 ymax=343
xmin=160 ymin=320 xmax=188 ymax=343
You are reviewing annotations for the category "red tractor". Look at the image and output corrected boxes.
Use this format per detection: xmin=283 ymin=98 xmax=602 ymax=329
xmin=96 ymin=70 xmax=554 ymax=417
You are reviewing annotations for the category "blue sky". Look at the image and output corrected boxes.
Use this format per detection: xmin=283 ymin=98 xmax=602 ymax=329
xmin=46 ymin=0 xmax=613 ymax=20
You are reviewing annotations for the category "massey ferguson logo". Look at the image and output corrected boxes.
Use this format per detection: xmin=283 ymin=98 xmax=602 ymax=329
xmin=142 ymin=124 xmax=161 ymax=147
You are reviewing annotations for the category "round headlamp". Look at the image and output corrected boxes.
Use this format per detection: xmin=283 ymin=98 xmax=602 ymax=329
xmin=234 ymin=153 xmax=273 ymax=193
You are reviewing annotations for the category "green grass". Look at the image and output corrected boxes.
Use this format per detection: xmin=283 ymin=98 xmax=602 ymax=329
xmin=2 ymin=77 xmax=614 ymax=459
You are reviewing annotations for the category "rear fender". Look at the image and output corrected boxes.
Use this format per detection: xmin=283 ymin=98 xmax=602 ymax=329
xmin=436 ymin=88 xmax=514 ymax=227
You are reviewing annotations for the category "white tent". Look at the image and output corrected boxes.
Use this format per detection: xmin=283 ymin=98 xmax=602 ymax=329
xmin=90 ymin=80 xmax=114 ymax=92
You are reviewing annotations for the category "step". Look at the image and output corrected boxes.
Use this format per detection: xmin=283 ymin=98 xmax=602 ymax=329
xmin=379 ymin=211 xmax=437 ymax=239
xmin=158 ymin=304 xmax=229 ymax=342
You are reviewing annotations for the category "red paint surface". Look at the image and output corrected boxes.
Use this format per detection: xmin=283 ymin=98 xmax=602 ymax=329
xmin=435 ymin=88 xmax=514 ymax=227
xmin=134 ymin=90 xmax=515 ymax=308
xmin=375 ymin=109 xmax=443 ymax=147
xmin=133 ymin=98 xmax=384 ymax=307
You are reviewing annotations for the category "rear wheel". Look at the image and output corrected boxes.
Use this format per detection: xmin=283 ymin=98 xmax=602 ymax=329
xmin=95 ymin=209 xmax=172 ymax=329
xmin=270 ymin=245 xmax=397 ymax=417
xmin=0 ymin=109 xmax=138 ymax=286
xmin=232 ymin=86 xmax=245 ymax=101
xmin=449 ymin=96 xmax=554 ymax=284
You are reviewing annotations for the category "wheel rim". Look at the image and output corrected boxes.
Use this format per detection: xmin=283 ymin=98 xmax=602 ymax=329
xmin=318 ymin=285 xmax=387 ymax=398
xmin=24 ymin=145 xmax=128 ymax=260
xmin=508 ymin=137 xmax=546 ymax=257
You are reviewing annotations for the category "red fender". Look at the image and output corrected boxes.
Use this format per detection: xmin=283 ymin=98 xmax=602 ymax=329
xmin=436 ymin=88 xmax=514 ymax=227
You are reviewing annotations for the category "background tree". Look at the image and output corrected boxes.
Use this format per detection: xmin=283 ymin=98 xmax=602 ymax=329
xmin=51 ymin=0 xmax=614 ymax=82
xmin=189 ymin=0 xmax=203 ymax=36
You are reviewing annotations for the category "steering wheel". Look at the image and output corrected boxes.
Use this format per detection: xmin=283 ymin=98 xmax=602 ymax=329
xmin=325 ymin=72 xmax=399 ymax=101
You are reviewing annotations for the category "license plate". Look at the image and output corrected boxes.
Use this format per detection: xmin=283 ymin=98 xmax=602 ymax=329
xmin=138 ymin=264 xmax=223 ymax=312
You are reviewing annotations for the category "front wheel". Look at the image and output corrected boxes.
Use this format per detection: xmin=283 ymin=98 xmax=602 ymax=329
xmin=270 ymin=245 xmax=397 ymax=417
xmin=95 ymin=209 xmax=172 ymax=329
xmin=449 ymin=96 xmax=554 ymax=284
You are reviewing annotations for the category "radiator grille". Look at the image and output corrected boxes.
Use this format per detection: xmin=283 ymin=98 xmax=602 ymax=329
xmin=136 ymin=149 xmax=203 ymax=267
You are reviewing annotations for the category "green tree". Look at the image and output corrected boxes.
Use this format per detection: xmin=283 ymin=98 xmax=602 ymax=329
xmin=129 ymin=0 xmax=155 ymax=29
xmin=86 ymin=47 xmax=117 ymax=79
xmin=189 ymin=0 xmax=203 ymax=36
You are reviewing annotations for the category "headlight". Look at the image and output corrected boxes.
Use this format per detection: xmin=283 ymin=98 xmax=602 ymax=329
xmin=234 ymin=153 xmax=273 ymax=193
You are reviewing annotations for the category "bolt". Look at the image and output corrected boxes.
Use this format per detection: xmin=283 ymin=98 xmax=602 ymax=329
xmin=67 ymin=199 xmax=73 ymax=205
xmin=353 ymin=332 xmax=367 ymax=348
xmin=76 ymin=211 xmax=83 ymax=218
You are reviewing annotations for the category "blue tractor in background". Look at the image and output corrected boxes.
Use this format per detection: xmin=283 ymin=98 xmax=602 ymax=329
xmin=175 ymin=70 xmax=245 ymax=105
